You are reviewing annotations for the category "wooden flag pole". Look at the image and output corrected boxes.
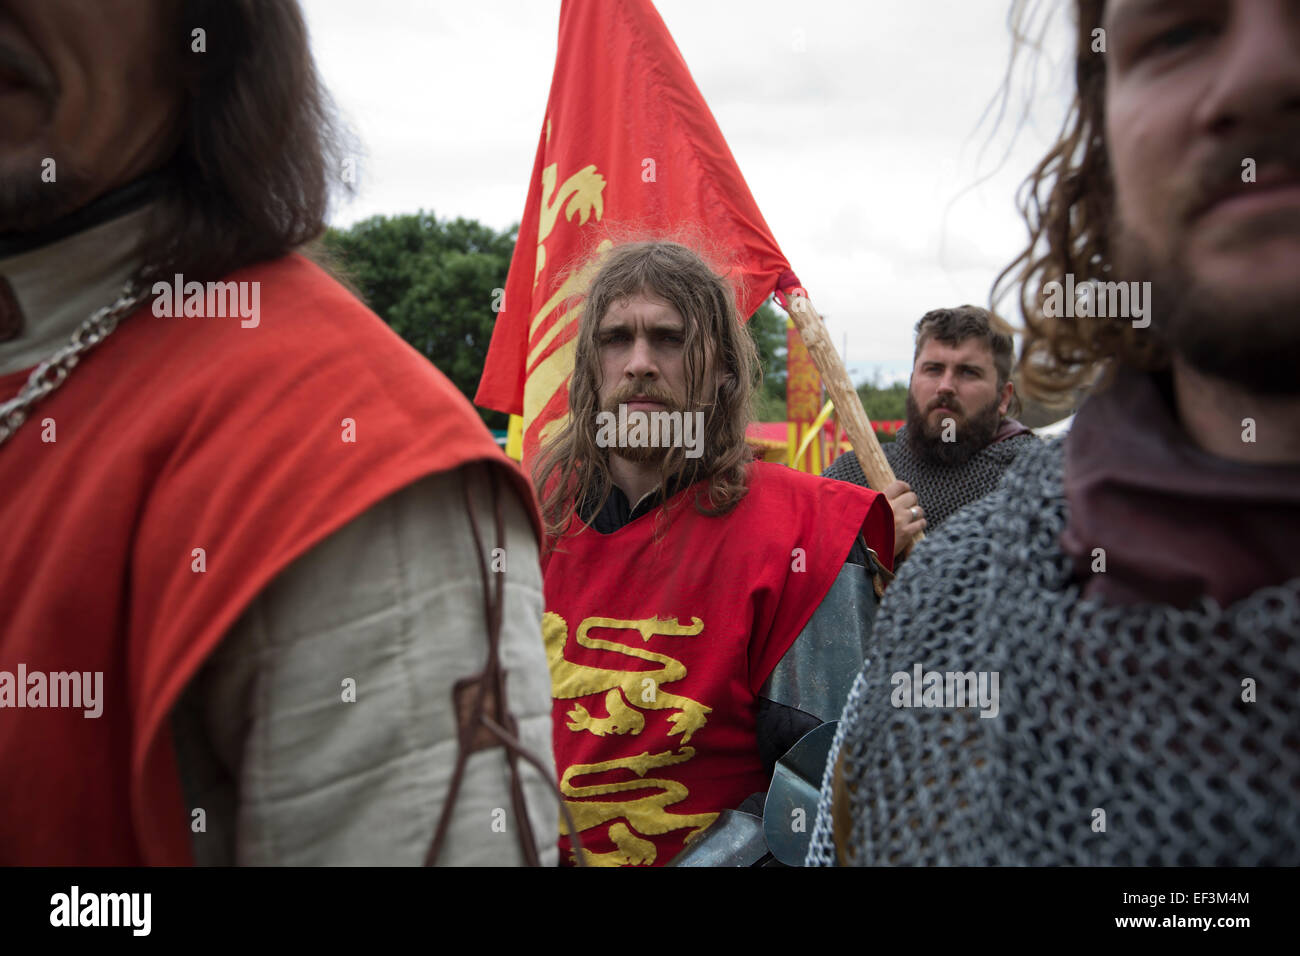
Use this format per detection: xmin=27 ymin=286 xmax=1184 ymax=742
xmin=783 ymin=293 xmax=923 ymax=544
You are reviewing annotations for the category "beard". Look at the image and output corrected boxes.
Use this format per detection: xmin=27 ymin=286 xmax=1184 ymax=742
xmin=904 ymin=389 xmax=1002 ymax=468
xmin=1112 ymin=226 xmax=1300 ymax=397
xmin=1109 ymin=123 xmax=1300 ymax=397
xmin=0 ymin=151 xmax=99 ymax=234
xmin=599 ymin=382 xmax=684 ymax=466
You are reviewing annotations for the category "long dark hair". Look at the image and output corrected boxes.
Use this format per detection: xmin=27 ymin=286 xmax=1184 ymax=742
xmin=137 ymin=0 xmax=351 ymax=284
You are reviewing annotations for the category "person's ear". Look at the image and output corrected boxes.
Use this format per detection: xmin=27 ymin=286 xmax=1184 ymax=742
xmin=999 ymin=380 xmax=1014 ymax=417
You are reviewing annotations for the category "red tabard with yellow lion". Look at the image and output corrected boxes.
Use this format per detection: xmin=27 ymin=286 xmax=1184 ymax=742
xmin=542 ymin=462 xmax=891 ymax=866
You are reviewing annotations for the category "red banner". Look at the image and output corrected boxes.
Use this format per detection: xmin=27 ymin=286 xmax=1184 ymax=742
xmin=474 ymin=0 xmax=800 ymax=468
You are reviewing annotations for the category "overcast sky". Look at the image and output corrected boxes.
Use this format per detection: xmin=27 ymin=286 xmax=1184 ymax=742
xmin=302 ymin=0 xmax=1074 ymax=384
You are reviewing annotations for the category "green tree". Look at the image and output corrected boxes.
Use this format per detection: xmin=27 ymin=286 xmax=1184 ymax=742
xmin=747 ymin=300 xmax=788 ymax=421
xmin=321 ymin=212 xmax=515 ymax=429
xmin=856 ymin=375 xmax=908 ymax=442
xmin=856 ymin=377 xmax=908 ymax=419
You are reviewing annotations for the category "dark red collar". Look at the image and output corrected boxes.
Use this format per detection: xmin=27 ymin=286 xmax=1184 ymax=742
xmin=1062 ymin=368 xmax=1300 ymax=608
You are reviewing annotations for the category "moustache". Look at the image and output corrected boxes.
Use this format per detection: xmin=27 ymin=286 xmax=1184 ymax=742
xmin=1175 ymin=124 xmax=1300 ymax=224
xmin=603 ymin=384 xmax=682 ymax=412
xmin=927 ymin=397 xmax=963 ymax=416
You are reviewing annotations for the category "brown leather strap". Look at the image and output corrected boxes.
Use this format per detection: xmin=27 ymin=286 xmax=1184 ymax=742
xmin=426 ymin=464 xmax=585 ymax=866
xmin=865 ymin=546 xmax=894 ymax=601
xmin=831 ymin=749 xmax=855 ymax=866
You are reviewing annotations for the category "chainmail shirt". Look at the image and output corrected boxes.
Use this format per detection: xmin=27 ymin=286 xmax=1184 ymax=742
xmin=808 ymin=438 xmax=1300 ymax=865
xmin=823 ymin=426 xmax=1038 ymax=533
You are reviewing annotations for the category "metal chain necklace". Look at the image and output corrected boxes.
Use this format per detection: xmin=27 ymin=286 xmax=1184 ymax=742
xmin=0 ymin=278 xmax=148 ymax=448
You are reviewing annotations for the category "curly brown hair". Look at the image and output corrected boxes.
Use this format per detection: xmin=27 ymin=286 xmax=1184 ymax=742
xmin=992 ymin=0 xmax=1166 ymax=404
xmin=532 ymin=241 xmax=760 ymax=545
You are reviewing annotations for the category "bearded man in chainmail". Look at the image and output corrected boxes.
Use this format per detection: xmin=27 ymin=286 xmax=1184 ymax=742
xmin=810 ymin=0 xmax=1300 ymax=866
xmin=823 ymin=305 xmax=1037 ymax=557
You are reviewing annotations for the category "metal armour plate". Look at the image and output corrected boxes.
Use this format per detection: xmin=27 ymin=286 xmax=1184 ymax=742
xmin=763 ymin=721 xmax=840 ymax=866
xmin=666 ymin=810 xmax=768 ymax=867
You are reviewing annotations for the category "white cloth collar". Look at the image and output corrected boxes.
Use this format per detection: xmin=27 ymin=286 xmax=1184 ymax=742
xmin=0 ymin=204 xmax=152 ymax=377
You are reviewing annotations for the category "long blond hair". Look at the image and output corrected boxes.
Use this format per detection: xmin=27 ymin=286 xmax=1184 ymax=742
xmin=533 ymin=241 xmax=760 ymax=546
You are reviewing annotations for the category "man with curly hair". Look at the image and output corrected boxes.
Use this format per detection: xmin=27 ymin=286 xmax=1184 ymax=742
xmin=811 ymin=0 xmax=1300 ymax=865
xmin=534 ymin=241 xmax=894 ymax=866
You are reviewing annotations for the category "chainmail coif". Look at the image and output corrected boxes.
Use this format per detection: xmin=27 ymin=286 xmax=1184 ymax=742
xmin=808 ymin=438 xmax=1300 ymax=866
xmin=823 ymin=426 xmax=1037 ymax=532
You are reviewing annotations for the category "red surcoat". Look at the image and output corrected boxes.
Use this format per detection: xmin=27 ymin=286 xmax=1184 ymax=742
xmin=0 ymin=255 xmax=537 ymax=864
xmin=543 ymin=463 xmax=890 ymax=865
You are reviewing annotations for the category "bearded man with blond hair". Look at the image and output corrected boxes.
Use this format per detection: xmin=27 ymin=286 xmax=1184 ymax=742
xmin=535 ymin=240 xmax=894 ymax=867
